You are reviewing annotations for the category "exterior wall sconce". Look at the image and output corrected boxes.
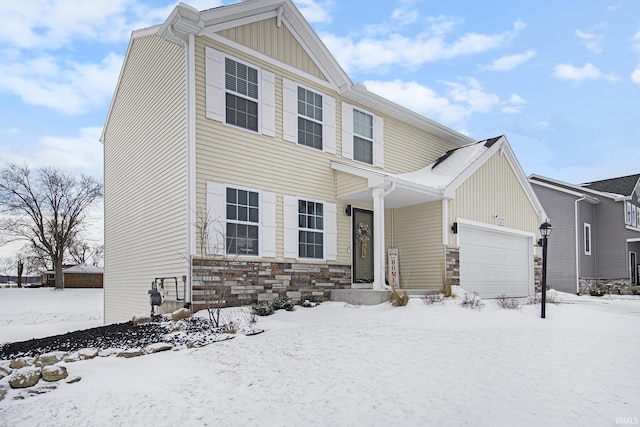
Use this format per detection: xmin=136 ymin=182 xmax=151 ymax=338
xmin=451 ymin=222 xmax=458 ymax=234
xmin=345 ymin=205 xmax=352 ymax=216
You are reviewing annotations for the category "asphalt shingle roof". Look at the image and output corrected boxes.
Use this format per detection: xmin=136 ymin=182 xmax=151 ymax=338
xmin=579 ymin=174 xmax=640 ymax=196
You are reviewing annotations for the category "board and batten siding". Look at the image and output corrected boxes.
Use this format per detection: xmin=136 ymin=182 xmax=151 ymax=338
xmin=388 ymin=201 xmax=444 ymax=289
xmin=218 ymin=18 xmax=326 ymax=82
xmin=448 ymin=151 xmax=540 ymax=242
xmin=103 ymin=35 xmax=188 ymax=324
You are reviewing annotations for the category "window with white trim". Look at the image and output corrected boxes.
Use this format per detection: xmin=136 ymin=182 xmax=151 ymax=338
xmin=297 ymin=87 xmax=323 ymax=150
xmin=205 ymin=47 xmax=275 ymax=136
xmin=282 ymin=79 xmax=336 ymax=153
xmin=226 ymin=187 xmax=259 ymax=255
xmin=584 ymin=223 xmax=592 ymax=256
xmin=225 ymin=57 xmax=259 ymax=132
xmin=298 ymin=200 xmax=324 ymax=259
xmin=341 ymin=102 xmax=384 ymax=167
xmin=353 ymin=109 xmax=373 ymax=164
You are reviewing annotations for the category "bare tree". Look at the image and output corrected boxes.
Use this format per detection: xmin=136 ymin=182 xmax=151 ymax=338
xmin=68 ymin=239 xmax=103 ymax=266
xmin=0 ymin=164 xmax=103 ymax=289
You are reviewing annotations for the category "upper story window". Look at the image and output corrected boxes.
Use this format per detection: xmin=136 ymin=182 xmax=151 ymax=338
xmin=298 ymin=200 xmax=324 ymax=259
xmin=626 ymin=201 xmax=640 ymax=228
xmin=225 ymin=58 xmax=259 ymax=132
xmin=584 ymin=223 xmax=592 ymax=256
xmin=341 ymin=102 xmax=384 ymax=167
xmin=283 ymin=78 xmax=336 ymax=153
xmin=353 ymin=109 xmax=374 ymax=164
xmin=205 ymin=47 xmax=275 ymax=137
xmin=297 ymin=87 xmax=323 ymax=150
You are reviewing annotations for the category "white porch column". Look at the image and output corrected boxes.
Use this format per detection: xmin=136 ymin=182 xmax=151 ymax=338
xmin=372 ymin=187 xmax=386 ymax=290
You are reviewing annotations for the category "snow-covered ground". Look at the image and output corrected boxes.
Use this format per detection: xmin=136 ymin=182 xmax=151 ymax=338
xmin=1 ymin=288 xmax=639 ymax=426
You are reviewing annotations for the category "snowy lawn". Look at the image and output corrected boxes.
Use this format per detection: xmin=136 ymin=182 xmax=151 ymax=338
xmin=1 ymin=288 xmax=639 ymax=426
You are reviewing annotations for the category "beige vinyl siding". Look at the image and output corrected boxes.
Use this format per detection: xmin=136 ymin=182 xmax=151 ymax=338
xmin=194 ymin=35 xmax=351 ymax=263
xmin=218 ymin=18 xmax=326 ymax=81
xmin=103 ymin=35 xmax=188 ymax=323
xmin=335 ymin=171 xmax=368 ymax=199
xmin=448 ymin=151 xmax=540 ymax=241
xmin=389 ymin=201 xmax=444 ymax=289
xmin=382 ymin=115 xmax=457 ymax=174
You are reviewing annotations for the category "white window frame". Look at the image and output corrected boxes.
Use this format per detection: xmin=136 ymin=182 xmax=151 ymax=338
xmin=205 ymin=47 xmax=275 ymax=136
xmin=297 ymin=198 xmax=325 ymax=260
xmin=282 ymin=78 xmax=336 ymax=153
xmin=283 ymin=195 xmax=337 ymax=261
xmin=626 ymin=202 xmax=633 ymax=225
xmin=584 ymin=223 xmax=592 ymax=256
xmin=225 ymin=185 xmax=261 ymax=257
xmin=633 ymin=204 xmax=637 ymax=227
xmin=341 ymin=102 xmax=384 ymax=167
xmin=206 ymin=182 xmax=276 ymax=258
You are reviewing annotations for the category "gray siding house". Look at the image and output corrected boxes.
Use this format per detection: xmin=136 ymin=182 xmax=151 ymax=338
xmin=529 ymin=174 xmax=640 ymax=294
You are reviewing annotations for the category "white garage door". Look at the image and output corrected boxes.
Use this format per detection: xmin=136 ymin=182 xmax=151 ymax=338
xmin=459 ymin=223 xmax=533 ymax=298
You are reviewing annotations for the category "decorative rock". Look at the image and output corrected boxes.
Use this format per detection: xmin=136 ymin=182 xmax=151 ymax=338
xmin=78 ymin=348 xmax=99 ymax=360
xmin=41 ymin=365 xmax=69 ymax=382
xmin=9 ymin=357 xmax=35 ymax=369
xmin=171 ymin=307 xmax=191 ymax=321
xmin=170 ymin=320 xmax=185 ymax=332
xmin=0 ymin=364 xmax=12 ymax=379
xmin=64 ymin=352 xmax=81 ymax=363
xmin=99 ymin=348 xmax=123 ymax=357
xmin=132 ymin=314 xmax=152 ymax=325
xmin=35 ymin=351 xmax=68 ymax=367
xmin=0 ymin=384 xmax=6 ymax=401
xmin=27 ymin=384 xmax=57 ymax=395
xmin=143 ymin=342 xmax=173 ymax=354
xmin=117 ymin=348 xmax=143 ymax=358
xmin=66 ymin=376 xmax=82 ymax=384
xmin=8 ymin=366 xmax=41 ymax=389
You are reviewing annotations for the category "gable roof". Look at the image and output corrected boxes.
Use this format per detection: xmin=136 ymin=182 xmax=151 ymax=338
xmin=333 ymin=135 xmax=546 ymax=220
xmin=103 ymin=0 xmax=474 ymax=147
xmin=579 ymin=174 xmax=640 ymax=197
xmin=529 ymin=174 xmax=631 ymax=202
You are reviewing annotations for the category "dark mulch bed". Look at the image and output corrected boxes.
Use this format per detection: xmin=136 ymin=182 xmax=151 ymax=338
xmin=0 ymin=316 xmax=224 ymax=360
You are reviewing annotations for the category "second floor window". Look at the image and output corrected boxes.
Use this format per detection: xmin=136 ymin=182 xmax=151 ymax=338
xmin=353 ymin=109 xmax=374 ymax=164
xmin=225 ymin=58 xmax=259 ymax=132
xmin=298 ymin=87 xmax=323 ymax=150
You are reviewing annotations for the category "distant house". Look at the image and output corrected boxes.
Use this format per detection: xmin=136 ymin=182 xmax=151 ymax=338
xmin=42 ymin=265 xmax=104 ymax=288
xmin=529 ymin=174 xmax=640 ymax=294
xmin=101 ymin=0 xmax=547 ymax=323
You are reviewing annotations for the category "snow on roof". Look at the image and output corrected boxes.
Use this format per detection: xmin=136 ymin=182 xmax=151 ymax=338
xmin=63 ymin=264 xmax=104 ymax=274
xmin=393 ymin=139 xmax=494 ymax=190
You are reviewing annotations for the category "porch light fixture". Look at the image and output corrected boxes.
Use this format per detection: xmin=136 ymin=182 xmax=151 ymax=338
xmin=539 ymin=220 xmax=553 ymax=319
xmin=345 ymin=205 xmax=352 ymax=216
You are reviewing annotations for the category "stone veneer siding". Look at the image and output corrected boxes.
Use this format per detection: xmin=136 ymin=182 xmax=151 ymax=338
xmin=190 ymin=259 xmax=352 ymax=311
xmin=445 ymin=247 xmax=460 ymax=286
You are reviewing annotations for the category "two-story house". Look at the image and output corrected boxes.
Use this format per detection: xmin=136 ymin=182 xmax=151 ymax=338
xmin=102 ymin=0 xmax=546 ymax=323
xmin=529 ymin=174 xmax=640 ymax=294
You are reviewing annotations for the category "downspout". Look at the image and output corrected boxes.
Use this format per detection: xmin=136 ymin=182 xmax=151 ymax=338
xmin=574 ymin=196 xmax=586 ymax=294
xmin=184 ymin=32 xmax=197 ymax=307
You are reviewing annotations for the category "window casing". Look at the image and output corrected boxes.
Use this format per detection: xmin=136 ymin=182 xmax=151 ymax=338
xmin=298 ymin=200 xmax=324 ymax=259
xmin=353 ymin=109 xmax=374 ymax=164
xmin=226 ymin=187 xmax=259 ymax=255
xmin=224 ymin=57 xmax=259 ymax=132
xmin=297 ymin=87 xmax=323 ymax=150
xmin=584 ymin=223 xmax=592 ymax=256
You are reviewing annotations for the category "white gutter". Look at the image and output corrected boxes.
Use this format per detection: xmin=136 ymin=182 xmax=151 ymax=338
xmin=574 ymin=196 xmax=586 ymax=294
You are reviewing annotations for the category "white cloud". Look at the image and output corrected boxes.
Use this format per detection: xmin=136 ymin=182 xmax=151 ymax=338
xmin=0 ymin=127 xmax=104 ymax=178
xmin=576 ymin=24 xmax=606 ymax=54
xmin=363 ymin=78 xmax=500 ymax=130
xmin=322 ymin=19 xmax=525 ymax=74
xmin=631 ymin=68 xmax=640 ymax=85
xmin=0 ymin=53 xmax=123 ymax=115
xmin=552 ymin=63 xmax=619 ymax=83
xmin=483 ymin=50 xmax=536 ymax=72
xmin=294 ymin=0 xmax=333 ymax=24
xmin=534 ymin=121 xmax=553 ymax=131
xmin=501 ymin=94 xmax=527 ymax=114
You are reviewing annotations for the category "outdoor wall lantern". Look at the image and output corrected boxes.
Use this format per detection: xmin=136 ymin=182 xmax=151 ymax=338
xmin=345 ymin=205 xmax=352 ymax=216
xmin=539 ymin=220 xmax=553 ymax=319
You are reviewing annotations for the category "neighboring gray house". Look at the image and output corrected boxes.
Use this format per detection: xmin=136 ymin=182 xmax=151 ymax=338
xmin=529 ymin=174 xmax=640 ymax=294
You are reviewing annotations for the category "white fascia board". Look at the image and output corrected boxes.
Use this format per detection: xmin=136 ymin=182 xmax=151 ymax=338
xmin=530 ymin=174 xmax=622 ymax=201
xmin=331 ymin=161 xmax=385 ymax=181
xmin=529 ymin=178 xmax=600 ymax=204
xmin=456 ymin=218 xmax=536 ymax=239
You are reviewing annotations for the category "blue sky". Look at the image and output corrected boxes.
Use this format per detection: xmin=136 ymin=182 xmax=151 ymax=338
xmin=1 ymin=0 xmax=639 ymax=254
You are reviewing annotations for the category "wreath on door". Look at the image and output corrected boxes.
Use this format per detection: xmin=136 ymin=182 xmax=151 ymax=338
xmin=355 ymin=222 xmax=370 ymax=258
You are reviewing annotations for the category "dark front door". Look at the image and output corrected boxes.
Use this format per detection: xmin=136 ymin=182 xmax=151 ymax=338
xmin=631 ymin=252 xmax=637 ymax=285
xmin=353 ymin=208 xmax=374 ymax=284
